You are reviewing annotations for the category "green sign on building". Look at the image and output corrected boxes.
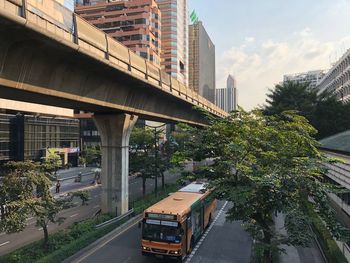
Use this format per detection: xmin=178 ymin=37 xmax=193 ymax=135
xmin=190 ymin=10 xmax=199 ymax=24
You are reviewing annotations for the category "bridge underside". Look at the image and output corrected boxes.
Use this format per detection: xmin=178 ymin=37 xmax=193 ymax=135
xmin=0 ymin=10 xmax=208 ymax=216
xmin=0 ymin=17 xmax=206 ymax=125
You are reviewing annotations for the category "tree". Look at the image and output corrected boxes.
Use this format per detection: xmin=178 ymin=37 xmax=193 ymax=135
xmin=264 ymin=81 xmax=350 ymax=139
xmin=71 ymin=190 xmax=90 ymax=205
xmin=0 ymin=161 xmax=37 ymax=233
xmin=42 ymin=152 xmax=62 ymax=180
xmin=159 ymin=139 xmax=174 ymax=189
xmin=0 ymin=161 xmax=69 ymax=249
xmin=264 ymin=81 xmax=317 ymax=119
xmin=129 ymin=127 xmax=155 ymax=196
xmin=81 ymin=146 xmax=101 ymax=166
xmin=160 ymin=126 xmax=191 ymax=188
xmin=175 ymin=109 xmax=349 ymax=262
xmin=312 ymin=94 xmax=350 ymax=139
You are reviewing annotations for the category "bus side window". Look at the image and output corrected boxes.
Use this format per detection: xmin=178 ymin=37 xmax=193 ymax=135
xmin=187 ymin=216 xmax=192 ymax=228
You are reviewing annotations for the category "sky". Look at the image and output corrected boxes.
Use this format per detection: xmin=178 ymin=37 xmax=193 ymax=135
xmin=188 ymin=0 xmax=350 ymax=109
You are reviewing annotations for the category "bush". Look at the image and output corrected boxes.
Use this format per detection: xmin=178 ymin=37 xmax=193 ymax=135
xmin=0 ymin=214 xmax=113 ymax=263
xmin=0 ymin=184 xmax=180 ymax=263
xmin=304 ymin=201 xmax=347 ymax=263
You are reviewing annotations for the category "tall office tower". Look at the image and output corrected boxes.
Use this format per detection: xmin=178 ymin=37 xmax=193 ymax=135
xmin=156 ymin=0 xmax=189 ymax=85
xmin=283 ymin=70 xmax=325 ymax=89
xmin=316 ymin=49 xmax=350 ymax=102
xmin=215 ymin=75 xmax=238 ymax=113
xmin=189 ymin=21 xmax=215 ymax=103
xmin=75 ymin=0 xmax=161 ymax=65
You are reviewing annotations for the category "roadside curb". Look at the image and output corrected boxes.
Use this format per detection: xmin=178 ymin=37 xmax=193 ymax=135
xmin=63 ymin=214 xmax=143 ymax=263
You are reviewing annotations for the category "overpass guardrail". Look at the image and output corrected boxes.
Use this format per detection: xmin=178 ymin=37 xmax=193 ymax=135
xmin=95 ymin=209 xmax=134 ymax=229
xmin=0 ymin=0 xmax=228 ymax=119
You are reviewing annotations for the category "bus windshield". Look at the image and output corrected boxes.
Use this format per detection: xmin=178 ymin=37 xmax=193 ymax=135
xmin=142 ymin=219 xmax=182 ymax=243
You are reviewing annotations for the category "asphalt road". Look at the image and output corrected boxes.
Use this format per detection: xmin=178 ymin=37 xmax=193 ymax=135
xmin=0 ymin=170 xmax=180 ymax=256
xmin=74 ymin=201 xmax=253 ymax=263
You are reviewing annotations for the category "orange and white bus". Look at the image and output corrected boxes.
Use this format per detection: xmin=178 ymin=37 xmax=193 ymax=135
xmin=140 ymin=182 xmax=217 ymax=262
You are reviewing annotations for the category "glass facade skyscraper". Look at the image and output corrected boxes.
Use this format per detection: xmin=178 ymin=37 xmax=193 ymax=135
xmin=215 ymin=75 xmax=238 ymax=113
xmin=156 ymin=0 xmax=189 ymax=85
xmin=189 ymin=21 xmax=216 ymax=103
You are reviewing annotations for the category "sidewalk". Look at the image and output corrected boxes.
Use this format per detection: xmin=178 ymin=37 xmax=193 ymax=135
xmin=275 ymin=213 xmax=326 ymax=263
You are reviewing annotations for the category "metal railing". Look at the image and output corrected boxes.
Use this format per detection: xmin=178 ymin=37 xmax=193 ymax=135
xmin=95 ymin=208 xmax=134 ymax=229
xmin=0 ymin=0 xmax=228 ymax=119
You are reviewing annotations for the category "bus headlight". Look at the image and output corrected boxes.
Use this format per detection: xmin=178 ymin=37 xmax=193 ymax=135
xmin=169 ymin=250 xmax=181 ymax=255
xmin=142 ymin=246 xmax=150 ymax=251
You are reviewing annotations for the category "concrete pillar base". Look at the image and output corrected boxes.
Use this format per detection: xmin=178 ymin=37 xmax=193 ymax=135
xmin=93 ymin=113 xmax=138 ymax=216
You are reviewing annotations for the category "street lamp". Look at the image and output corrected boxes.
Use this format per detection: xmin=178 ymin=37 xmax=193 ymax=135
xmin=144 ymin=123 xmax=166 ymax=197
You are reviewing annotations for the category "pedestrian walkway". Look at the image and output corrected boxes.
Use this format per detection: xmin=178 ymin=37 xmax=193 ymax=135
xmin=275 ymin=213 xmax=325 ymax=263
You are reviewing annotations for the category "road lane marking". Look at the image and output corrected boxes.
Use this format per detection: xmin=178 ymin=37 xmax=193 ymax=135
xmin=122 ymin=257 xmax=132 ymax=263
xmin=38 ymin=228 xmax=43 ymax=231
xmin=185 ymin=201 xmax=228 ymax=263
xmin=74 ymin=217 xmax=141 ymax=263
xmin=0 ymin=241 xmax=10 ymax=247
xmin=93 ymin=205 xmax=100 ymax=209
xmin=74 ymin=202 xmax=79 ymax=205
xmin=70 ymin=213 xmax=79 ymax=218
xmin=0 ymin=233 xmax=6 ymax=237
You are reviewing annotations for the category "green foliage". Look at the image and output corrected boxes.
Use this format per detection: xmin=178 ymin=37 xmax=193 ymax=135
xmin=0 ymin=184 xmax=180 ymax=263
xmin=0 ymin=161 xmax=39 ymax=233
xmin=264 ymin=81 xmax=318 ymax=120
xmin=175 ymin=109 xmax=350 ymax=262
xmin=81 ymin=146 xmax=101 ymax=166
xmin=71 ymin=190 xmax=90 ymax=205
xmin=303 ymin=200 xmax=347 ymax=263
xmin=42 ymin=152 xmax=62 ymax=178
xmin=264 ymin=81 xmax=350 ymax=139
xmin=129 ymin=127 xmax=155 ymax=177
xmin=0 ymin=161 xmax=70 ymax=249
xmin=129 ymin=127 xmax=155 ymax=195
xmin=0 ymin=214 xmax=113 ymax=263
xmin=78 ymin=156 xmax=86 ymax=166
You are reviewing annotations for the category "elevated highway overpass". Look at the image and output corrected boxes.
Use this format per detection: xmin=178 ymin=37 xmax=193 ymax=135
xmin=0 ymin=0 xmax=228 ymax=216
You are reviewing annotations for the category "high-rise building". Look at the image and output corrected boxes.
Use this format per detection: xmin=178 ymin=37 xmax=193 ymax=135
xmin=75 ymin=0 xmax=161 ymax=65
xmin=283 ymin=70 xmax=325 ymax=89
xmin=156 ymin=0 xmax=189 ymax=85
xmin=215 ymin=75 xmax=238 ymax=113
xmin=316 ymin=49 xmax=350 ymax=102
xmin=189 ymin=21 xmax=215 ymax=103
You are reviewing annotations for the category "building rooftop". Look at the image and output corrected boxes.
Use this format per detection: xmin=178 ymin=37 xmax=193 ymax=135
xmin=319 ymin=130 xmax=350 ymax=153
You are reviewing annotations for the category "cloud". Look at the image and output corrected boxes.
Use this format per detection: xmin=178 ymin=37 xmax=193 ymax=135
xmin=245 ymin=37 xmax=255 ymax=43
xmin=217 ymin=30 xmax=350 ymax=110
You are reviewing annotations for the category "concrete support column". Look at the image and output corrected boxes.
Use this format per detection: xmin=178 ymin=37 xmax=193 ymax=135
xmin=93 ymin=113 xmax=138 ymax=216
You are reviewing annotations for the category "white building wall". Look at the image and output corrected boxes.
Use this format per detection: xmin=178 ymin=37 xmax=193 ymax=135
xmin=316 ymin=49 xmax=350 ymax=102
